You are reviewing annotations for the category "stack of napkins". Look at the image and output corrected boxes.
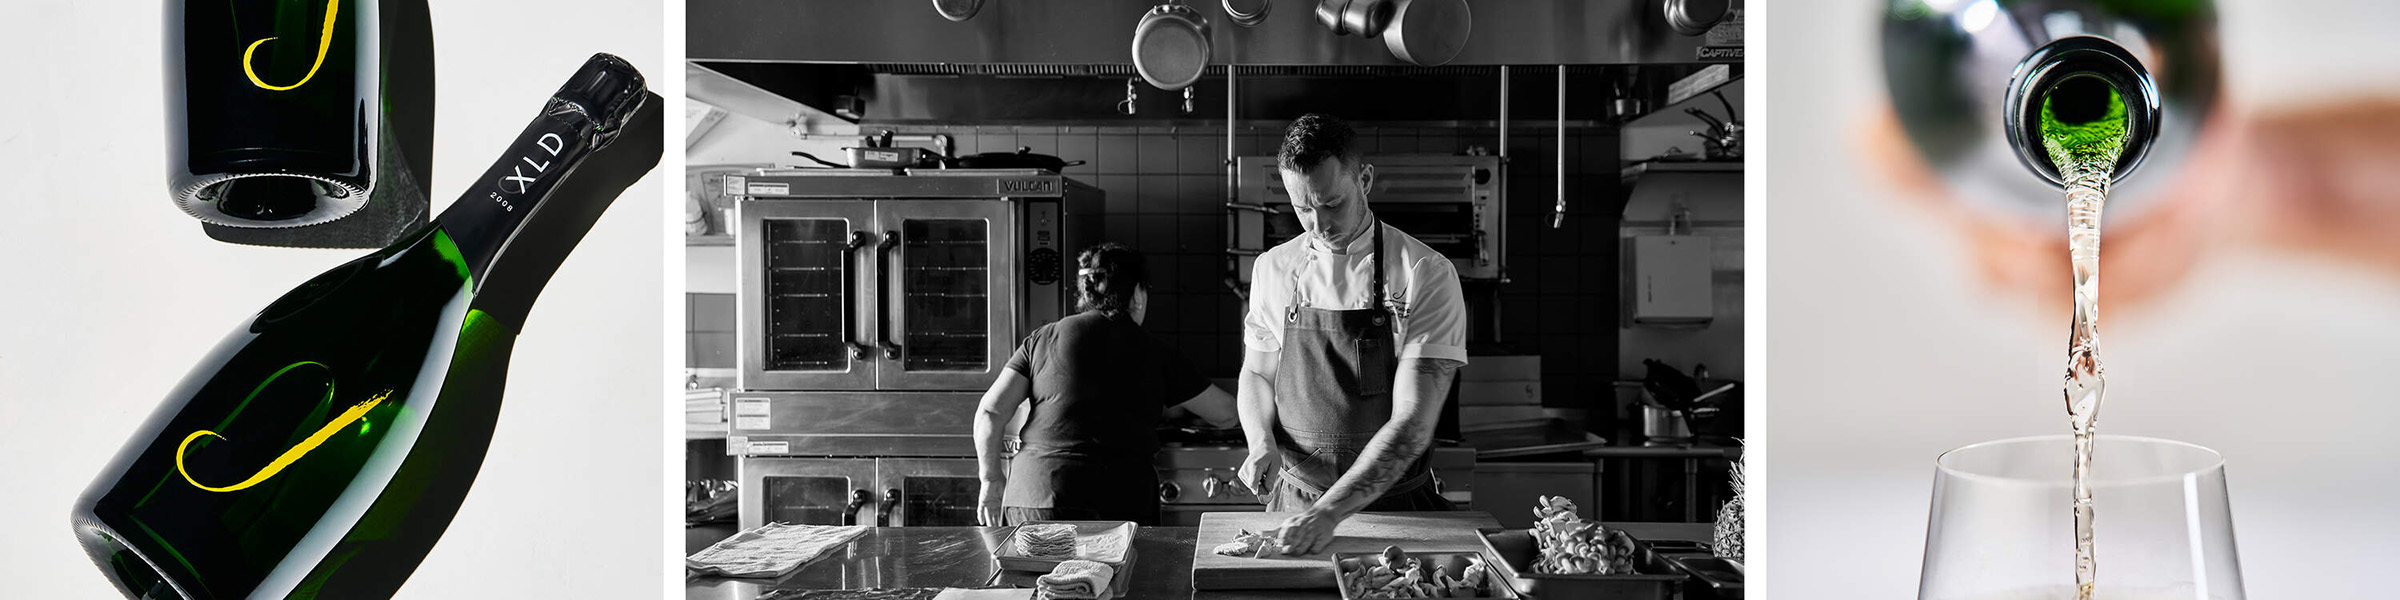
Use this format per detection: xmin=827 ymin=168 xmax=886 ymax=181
xmin=1034 ymin=560 xmax=1115 ymax=600
xmin=1012 ymin=523 xmax=1078 ymax=559
xmin=685 ymin=523 xmax=868 ymax=578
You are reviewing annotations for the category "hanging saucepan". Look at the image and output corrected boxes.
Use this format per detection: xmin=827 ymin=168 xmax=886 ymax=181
xmin=931 ymin=0 xmax=985 ymax=22
xmin=1133 ymin=3 xmax=1212 ymax=90
xmin=1314 ymin=0 xmax=1349 ymax=34
xmin=1664 ymin=0 xmax=1731 ymax=36
xmin=1313 ymin=0 xmax=1470 ymax=66
xmin=1314 ymin=0 xmax=1388 ymax=36
xmin=1384 ymin=0 xmax=1470 ymax=66
xmin=951 ymin=147 xmax=1086 ymax=173
xmin=1222 ymin=0 xmax=1270 ymax=27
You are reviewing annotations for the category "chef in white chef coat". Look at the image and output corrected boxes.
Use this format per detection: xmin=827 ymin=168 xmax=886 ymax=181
xmin=1232 ymin=114 xmax=1471 ymax=555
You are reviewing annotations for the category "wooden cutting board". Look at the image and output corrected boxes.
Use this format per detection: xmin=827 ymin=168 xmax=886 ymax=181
xmin=1190 ymin=511 xmax=1501 ymax=590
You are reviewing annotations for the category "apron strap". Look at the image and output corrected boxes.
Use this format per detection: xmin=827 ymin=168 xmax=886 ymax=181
xmin=1370 ymin=221 xmax=1386 ymax=312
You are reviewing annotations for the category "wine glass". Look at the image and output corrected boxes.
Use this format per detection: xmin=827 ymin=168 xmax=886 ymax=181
xmin=1919 ymin=435 xmax=2245 ymax=599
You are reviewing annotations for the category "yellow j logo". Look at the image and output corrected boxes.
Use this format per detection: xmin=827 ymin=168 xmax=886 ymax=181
xmin=241 ymin=0 xmax=340 ymax=91
xmin=176 ymin=365 xmax=388 ymax=493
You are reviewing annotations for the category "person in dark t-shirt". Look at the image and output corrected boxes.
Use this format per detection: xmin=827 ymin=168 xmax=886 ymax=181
xmin=972 ymin=243 xmax=1238 ymax=526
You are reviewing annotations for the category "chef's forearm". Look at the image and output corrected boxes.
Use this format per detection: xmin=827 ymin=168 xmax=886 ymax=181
xmin=1237 ymin=352 xmax=1281 ymax=451
xmin=1313 ymin=357 xmax=1460 ymax=515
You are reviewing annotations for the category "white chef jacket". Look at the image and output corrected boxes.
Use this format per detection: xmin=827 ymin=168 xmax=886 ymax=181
xmin=1242 ymin=218 xmax=1470 ymax=365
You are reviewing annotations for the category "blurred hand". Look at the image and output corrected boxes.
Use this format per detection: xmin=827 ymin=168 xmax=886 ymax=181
xmin=1237 ymin=449 xmax=1281 ymax=497
xmin=1273 ymin=507 xmax=1345 ymax=556
xmin=977 ymin=479 xmax=1005 ymax=526
xmin=2233 ymin=100 xmax=2400 ymax=274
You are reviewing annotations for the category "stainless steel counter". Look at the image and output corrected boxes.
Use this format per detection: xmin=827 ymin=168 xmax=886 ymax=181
xmin=684 ymin=523 xmax=1711 ymax=600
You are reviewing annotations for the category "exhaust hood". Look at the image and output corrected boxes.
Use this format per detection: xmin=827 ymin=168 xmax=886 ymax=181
xmin=689 ymin=0 xmax=1742 ymax=67
xmin=693 ymin=62 xmax=1735 ymax=125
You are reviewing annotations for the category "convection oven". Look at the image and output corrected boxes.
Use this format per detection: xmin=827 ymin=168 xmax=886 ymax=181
xmin=726 ymin=168 xmax=1101 ymax=528
xmin=731 ymin=169 xmax=1103 ymax=391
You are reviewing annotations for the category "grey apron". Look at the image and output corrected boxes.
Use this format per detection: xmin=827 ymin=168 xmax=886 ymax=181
xmin=1265 ymin=224 xmax=1453 ymax=512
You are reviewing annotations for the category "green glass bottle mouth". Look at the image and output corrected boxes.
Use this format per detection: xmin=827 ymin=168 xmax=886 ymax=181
xmin=2002 ymin=35 xmax=2162 ymax=188
xmin=2040 ymin=74 xmax=2132 ymax=172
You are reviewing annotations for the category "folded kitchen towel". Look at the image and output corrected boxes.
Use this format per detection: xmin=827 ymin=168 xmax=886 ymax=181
xmin=686 ymin=523 xmax=869 ymax=578
xmin=1034 ymin=560 xmax=1115 ymax=600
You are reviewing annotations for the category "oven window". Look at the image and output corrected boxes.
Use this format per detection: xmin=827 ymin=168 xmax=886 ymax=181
xmin=896 ymin=476 xmax=980 ymax=527
xmin=1254 ymin=205 xmax=1477 ymax=258
xmin=1375 ymin=204 xmax=1479 ymax=258
xmin=762 ymin=475 xmax=858 ymax=526
xmin=896 ymin=218 xmax=989 ymax=372
xmin=765 ymin=219 xmax=853 ymax=372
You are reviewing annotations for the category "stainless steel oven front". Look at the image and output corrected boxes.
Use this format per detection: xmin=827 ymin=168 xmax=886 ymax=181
xmin=722 ymin=388 xmax=1008 ymax=529
xmin=732 ymin=170 xmax=1101 ymax=391
xmin=737 ymin=456 xmax=983 ymax=529
xmin=1230 ymin=154 xmax=1504 ymax=282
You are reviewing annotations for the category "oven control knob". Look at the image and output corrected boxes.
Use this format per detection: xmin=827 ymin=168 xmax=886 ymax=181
xmin=1159 ymin=481 xmax=1182 ymax=503
xmin=1203 ymin=474 xmax=1226 ymax=498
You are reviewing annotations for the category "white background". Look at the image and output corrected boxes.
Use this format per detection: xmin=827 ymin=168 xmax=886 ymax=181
xmin=0 ymin=1 xmax=669 ymax=598
xmin=1761 ymin=0 xmax=2400 ymax=597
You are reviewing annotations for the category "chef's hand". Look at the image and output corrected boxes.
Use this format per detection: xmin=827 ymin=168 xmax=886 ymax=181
xmin=1273 ymin=507 xmax=1345 ymax=556
xmin=1237 ymin=449 xmax=1280 ymax=496
xmin=977 ymin=479 xmax=1005 ymax=526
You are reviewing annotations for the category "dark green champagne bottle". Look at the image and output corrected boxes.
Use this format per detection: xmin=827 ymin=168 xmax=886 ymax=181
xmin=74 ymin=54 xmax=661 ymax=600
xmin=169 ymin=0 xmax=384 ymax=227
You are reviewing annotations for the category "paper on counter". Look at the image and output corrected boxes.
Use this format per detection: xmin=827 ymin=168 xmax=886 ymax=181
xmin=931 ymin=589 xmax=1035 ymax=600
xmin=685 ymin=523 xmax=869 ymax=578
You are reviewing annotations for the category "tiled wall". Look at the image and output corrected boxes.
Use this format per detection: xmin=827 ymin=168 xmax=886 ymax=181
xmin=688 ymin=292 xmax=735 ymax=368
xmin=685 ymin=123 xmax=1626 ymax=416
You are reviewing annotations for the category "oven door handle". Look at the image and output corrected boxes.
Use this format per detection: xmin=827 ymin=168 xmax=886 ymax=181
xmin=844 ymin=489 xmax=872 ymax=526
xmin=846 ymin=231 xmax=872 ymax=360
xmin=875 ymin=230 xmax=902 ymax=360
xmin=877 ymin=488 xmax=902 ymax=527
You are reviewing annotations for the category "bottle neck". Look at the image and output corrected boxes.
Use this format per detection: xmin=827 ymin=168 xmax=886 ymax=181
xmin=428 ymin=54 xmax=657 ymax=330
xmin=435 ymin=97 xmax=608 ymax=284
xmin=2003 ymin=36 xmax=2162 ymax=189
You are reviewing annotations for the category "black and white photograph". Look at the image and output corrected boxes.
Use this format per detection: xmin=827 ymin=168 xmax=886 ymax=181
xmin=678 ymin=1 xmax=1747 ymax=598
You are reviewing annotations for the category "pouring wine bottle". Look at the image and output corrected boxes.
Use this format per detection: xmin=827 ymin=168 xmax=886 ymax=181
xmin=72 ymin=53 xmax=661 ymax=600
